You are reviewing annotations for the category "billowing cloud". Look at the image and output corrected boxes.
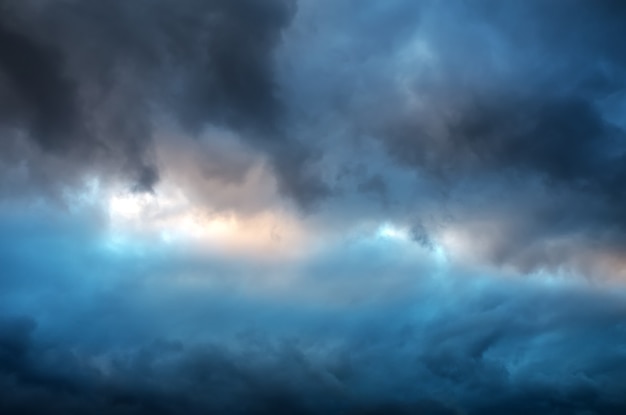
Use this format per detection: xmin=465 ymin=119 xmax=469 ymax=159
xmin=1 ymin=202 xmax=626 ymax=415
xmin=275 ymin=0 xmax=626 ymax=273
xmin=0 ymin=0 xmax=325 ymax=203
xmin=2 ymin=1 xmax=626 ymax=414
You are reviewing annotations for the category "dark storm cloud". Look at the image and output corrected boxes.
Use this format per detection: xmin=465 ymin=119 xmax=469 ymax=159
xmin=386 ymin=95 xmax=623 ymax=185
xmin=391 ymin=0 xmax=626 ymax=270
xmin=4 ymin=1 xmax=626 ymax=413
xmin=384 ymin=91 xmax=626 ymax=261
xmin=0 ymin=205 xmax=625 ymax=415
xmin=0 ymin=14 xmax=77 ymax=150
xmin=2 ymin=0 xmax=626 ymax=217
xmin=1 ymin=284 xmax=626 ymax=415
xmin=378 ymin=0 xmax=626 ymax=218
xmin=277 ymin=0 xmax=626 ymax=270
xmin=0 ymin=0 xmax=323 ymax=201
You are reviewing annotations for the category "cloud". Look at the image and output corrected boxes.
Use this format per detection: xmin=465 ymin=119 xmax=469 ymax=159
xmin=273 ymin=0 xmax=626 ymax=273
xmin=0 ymin=12 xmax=77 ymax=149
xmin=1 ymin=274 xmax=626 ymax=415
xmin=1 ymin=201 xmax=626 ymax=414
xmin=0 ymin=0 xmax=326 ymax=205
xmin=2 ymin=2 xmax=626 ymax=413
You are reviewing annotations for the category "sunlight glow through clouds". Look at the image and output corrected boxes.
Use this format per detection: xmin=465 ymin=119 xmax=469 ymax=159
xmin=108 ymin=193 xmax=148 ymax=219
xmin=376 ymin=222 xmax=411 ymax=241
xmin=105 ymin=183 xmax=310 ymax=260
xmin=101 ymin=176 xmax=465 ymax=266
xmin=104 ymin=185 xmax=453 ymax=269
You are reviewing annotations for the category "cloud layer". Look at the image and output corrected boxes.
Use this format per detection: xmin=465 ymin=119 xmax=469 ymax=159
xmin=2 ymin=1 xmax=626 ymax=414
xmin=1 ymin=204 xmax=626 ymax=415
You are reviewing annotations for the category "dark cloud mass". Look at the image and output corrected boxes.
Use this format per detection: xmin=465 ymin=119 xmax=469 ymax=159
xmin=2 ymin=1 xmax=626 ymax=414
xmin=0 ymin=14 xmax=77 ymax=149
xmin=1 ymin=282 xmax=626 ymax=415
xmin=0 ymin=0 xmax=303 ymax=196
xmin=276 ymin=0 xmax=626 ymax=271
xmin=0 ymin=202 xmax=625 ymax=415
xmin=1 ymin=288 xmax=625 ymax=415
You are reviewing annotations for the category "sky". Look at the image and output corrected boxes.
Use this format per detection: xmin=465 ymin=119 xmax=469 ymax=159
xmin=1 ymin=0 xmax=626 ymax=414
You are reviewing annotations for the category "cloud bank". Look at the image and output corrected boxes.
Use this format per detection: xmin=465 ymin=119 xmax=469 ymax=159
xmin=1 ymin=0 xmax=626 ymax=414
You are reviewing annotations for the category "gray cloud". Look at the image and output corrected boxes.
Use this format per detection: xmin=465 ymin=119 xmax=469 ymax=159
xmin=275 ymin=0 xmax=626 ymax=272
xmin=0 ymin=0 xmax=326 ymax=204
xmin=3 ymin=2 xmax=626 ymax=413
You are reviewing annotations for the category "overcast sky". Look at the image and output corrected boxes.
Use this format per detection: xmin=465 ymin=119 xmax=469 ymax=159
xmin=1 ymin=1 xmax=626 ymax=414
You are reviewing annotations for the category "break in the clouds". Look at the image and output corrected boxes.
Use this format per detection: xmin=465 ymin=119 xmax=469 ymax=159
xmin=1 ymin=1 xmax=626 ymax=414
